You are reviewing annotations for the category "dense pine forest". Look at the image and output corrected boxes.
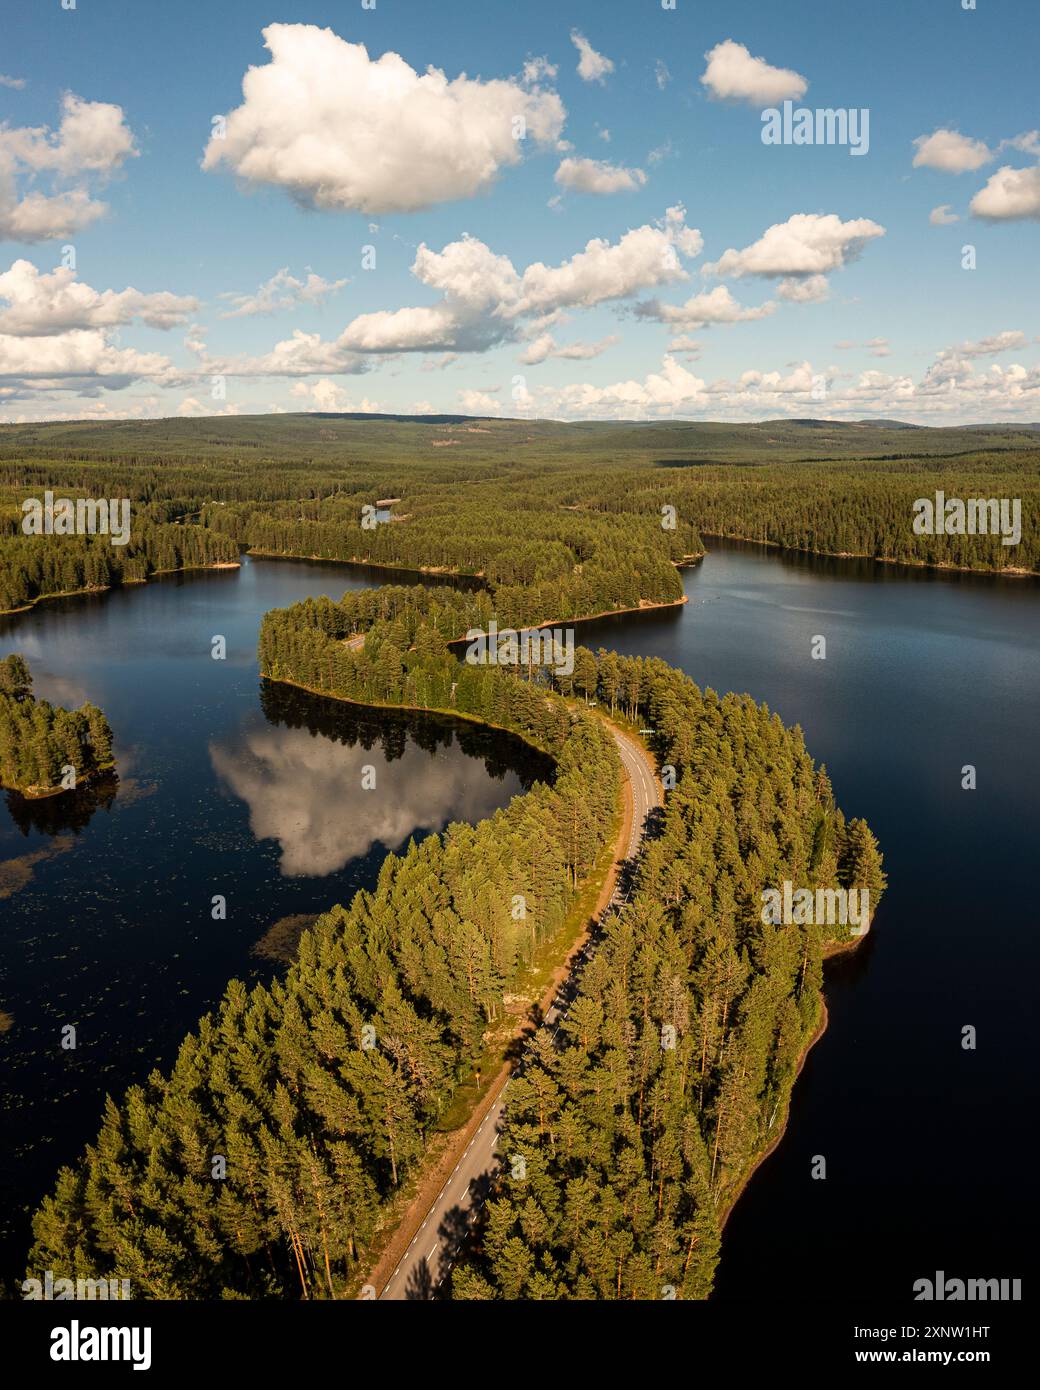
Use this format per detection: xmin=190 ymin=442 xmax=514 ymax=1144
xmin=453 ymin=650 xmax=885 ymax=1299
xmin=25 ymin=611 xmax=621 ymax=1298
xmin=1 ymin=415 xmax=1036 ymax=618
xmin=0 ymin=656 xmax=115 ymax=796
xmin=25 ymin=581 xmax=883 ymax=1299
xmin=0 ymin=518 xmax=239 ymax=615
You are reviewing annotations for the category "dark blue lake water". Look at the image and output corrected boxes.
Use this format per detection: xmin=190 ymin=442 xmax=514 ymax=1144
xmin=2 ymin=541 xmax=1036 ymax=1301
xmin=0 ymin=556 xmax=550 ymax=1275
xmin=575 ymin=540 xmax=1039 ymax=1302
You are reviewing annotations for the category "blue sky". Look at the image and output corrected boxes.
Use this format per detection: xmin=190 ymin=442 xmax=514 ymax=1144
xmin=0 ymin=0 xmax=1037 ymax=423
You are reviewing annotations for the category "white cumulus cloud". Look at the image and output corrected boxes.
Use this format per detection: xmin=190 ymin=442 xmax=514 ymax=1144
xmin=571 ymin=31 xmax=614 ymax=84
xmin=703 ymin=212 xmax=885 ymax=279
xmin=0 ymin=93 xmax=136 ymax=242
xmin=1 ymin=93 xmax=135 ymax=175
xmin=458 ymin=388 xmax=503 ymax=414
xmin=777 ymin=274 xmax=830 ymax=303
xmin=1001 ymin=130 xmax=1040 ymax=157
xmin=929 ymin=204 xmax=960 ymax=225
xmin=0 ymin=258 xmax=193 ymax=401
xmin=164 ymin=208 xmax=704 ymax=394
xmin=0 ymin=260 xmax=197 ymax=335
xmin=700 ymin=40 xmax=807 ymax=105
xmin=0 ymin=328 xmax=172 ymax=386
xmin=667 ymin=334 xmax=702 ymax=355
xmin=202 ymin=329 xmax=368 ymax=379
xmin=526 ymin=346 xmax=1040 ymax=424
xmin=912 ymin=129 xmax=992 ymax=173
xmin=513 ymin=211 xmax=700 ymax=315
xmin=334 ymin=206 xmax=702 ymax=355
xmin=290 ymin=379 xmax=384 ymax=412
xmin=202 ymin=24 xmax=565 ymax=215
xmin=970 ymin=164 xmax=1040 ymax=221
xmin=554 ymin=157 xmax=646 ymax=195
xmin=635 ymin=284 xmax=777 ymax=328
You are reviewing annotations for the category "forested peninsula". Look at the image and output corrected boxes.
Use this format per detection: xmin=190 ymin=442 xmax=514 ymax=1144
xmin=27 ymin=583 xmax=884 ymax=1299
xmin=0 ymin=656 xmax=115 ymax=798
xmin=451 ymin=648 xmax=885 ymax=1299
xmin=27 ymin=620 xmax=621 ymax=1298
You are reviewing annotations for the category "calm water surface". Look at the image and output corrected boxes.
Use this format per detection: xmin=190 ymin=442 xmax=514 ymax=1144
xmin=575 ymin=539 xmax=1039 ymax=1302
xmin=2 ymin=542 xmax=1036 ymax=1300
xmin=0 ymin=556 xmax=550 ymax=1273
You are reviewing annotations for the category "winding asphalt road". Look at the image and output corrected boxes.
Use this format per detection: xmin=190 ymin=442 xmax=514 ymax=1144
xmin=378 ymin=721 xmax=661 ymax=1300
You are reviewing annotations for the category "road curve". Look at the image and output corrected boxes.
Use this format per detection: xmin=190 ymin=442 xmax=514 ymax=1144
xmin=378 ymin=720 xmax=661 ymax=1300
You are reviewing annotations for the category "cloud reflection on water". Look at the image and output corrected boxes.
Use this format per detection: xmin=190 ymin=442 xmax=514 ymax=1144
xmin=210 ymin=722 xmax=517 ymax=877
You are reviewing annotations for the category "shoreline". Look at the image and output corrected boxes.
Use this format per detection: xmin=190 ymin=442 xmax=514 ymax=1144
xmin=249 ymin=549 xmax=695 ymax=625
xmin=716 ymin=924 xmax=869 ymax=1235
xmin=246 ymin=547 xmax=485 ymax=581
xmin=438 ymin=594 xmax=689 ymax=646
xmin=335 ymin=594 xmax=688 ymax=658
xmin=5 ymin=523 xmax=1030 ymax=619
xmin=3 ymin=546 xmax=691 ymax=626
xmin=0 ymin=561 xmax=241 ymax=618
xmin=716 ymin=994 xmax=832 ymax=1235
xmin=252 ymin=547 xmax=690 ymax=637
xmin=0 ymin=764 xmax=117 ymax=801
xmin=702 ymin=531 xmax=1036 ymax=580
xmin=262 ymin=674 xmax=560 ymax=762
xmin=8 ymin=538 xmax=870 ymax=1294
xmin=546 ymin=593 xmax=689 ymax=629
xmin=273 ymin=656 xmax=846 ymax=1278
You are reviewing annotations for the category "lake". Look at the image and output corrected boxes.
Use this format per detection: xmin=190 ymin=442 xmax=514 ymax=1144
xmin=0 ymin=556 xmax=551 ymax=1277
xmin=1 ymin=540 xmax=1036 ymax=1301
xmin=574 ymin=539 xmax=1040 ymax=1302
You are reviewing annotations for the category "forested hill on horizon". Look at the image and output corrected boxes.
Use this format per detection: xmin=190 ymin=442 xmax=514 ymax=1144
xmin=1 ymin=413 xmax=1036 ymax=615
xmin=2 ymin=412 xmax=1040 ymax=465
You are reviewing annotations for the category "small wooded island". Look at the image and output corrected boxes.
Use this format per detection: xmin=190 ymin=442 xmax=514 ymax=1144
xmin=0 ymin=655 xmax=115 ymax=798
